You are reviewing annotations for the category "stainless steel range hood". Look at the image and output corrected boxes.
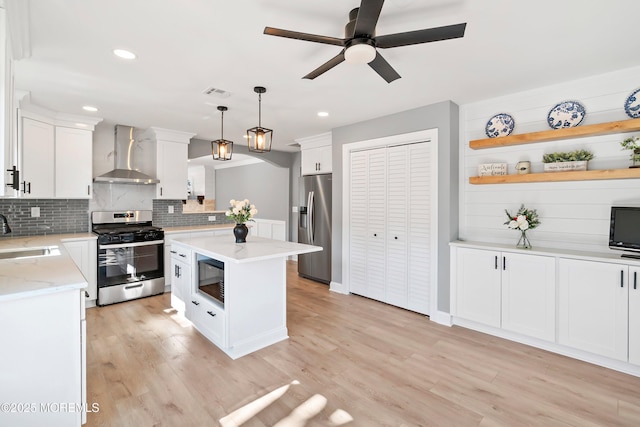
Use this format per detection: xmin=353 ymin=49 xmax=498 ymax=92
xmin=93 ymin=125 xmax=159 ymax=184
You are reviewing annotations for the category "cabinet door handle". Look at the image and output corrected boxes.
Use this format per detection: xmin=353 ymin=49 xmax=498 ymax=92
xmin=84 ymin=290 xmax=89 ymax=298
xmin=191 ymin=300 xmax=199 ymax=306
xmin=170 ymin=250 xmax=177 ymax=254
xmin=621 ymin=270 xmax=624 ymax=288
xmin=373 ymin=233 xmax=377 ymax=237
xmin=503 ymin=257 xmax=506 ymax=271
xmin=160 ymin=187 xmax=163 ymax=196
xmin=394 ymin=236 xmax=398 ymax=240
xmin=179 ymin=253 xmax=186 ymax=258
xmin=87 ymin=185 xmax=91 ymax=195
xmin=635 ymin=271 xmax=637 ymax=290
xmin=494 ymin=255 xmax=498 ymax=270
xmin=207 ymin=310 xmax=216 ymax=317
xmin=27 ymin=182 xmax=31 ymax=194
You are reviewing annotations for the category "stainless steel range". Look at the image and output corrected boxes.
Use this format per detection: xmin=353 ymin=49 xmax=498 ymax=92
xmin=92 ymin=211 xmax=164 ymax=306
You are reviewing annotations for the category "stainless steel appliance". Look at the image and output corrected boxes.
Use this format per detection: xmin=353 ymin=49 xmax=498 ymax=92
xmin=197 ymin=256 xmax=225 ymax=307
xmin=298 ymin=174 xmax=332 ymax=284
xmin=92 ymin=210 xmax=165 ymax=306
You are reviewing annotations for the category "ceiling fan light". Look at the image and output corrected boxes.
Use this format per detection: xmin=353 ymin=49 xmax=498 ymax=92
xmin=344 ymin=43 xmax=376 ymax=64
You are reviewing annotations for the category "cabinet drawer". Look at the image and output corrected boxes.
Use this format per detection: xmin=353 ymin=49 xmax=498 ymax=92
xmin=191 ymin=297 xmax=226 ymax=346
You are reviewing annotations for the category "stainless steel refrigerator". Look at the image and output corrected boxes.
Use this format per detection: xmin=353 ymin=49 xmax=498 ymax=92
xmin=298 ymin=174 xmax=332 ymax=284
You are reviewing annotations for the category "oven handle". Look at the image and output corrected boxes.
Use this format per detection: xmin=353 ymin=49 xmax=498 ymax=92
xmin=98 ymin=240 xmax=164 ymax=250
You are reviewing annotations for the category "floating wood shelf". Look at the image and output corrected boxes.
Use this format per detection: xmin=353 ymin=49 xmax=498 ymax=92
xmin=469 ymin=168 xmax=640 ymax=184
xmin=470 ymin=118 xmax=640 ymax=149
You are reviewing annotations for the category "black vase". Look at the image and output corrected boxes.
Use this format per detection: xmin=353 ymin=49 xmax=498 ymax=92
xmin=233 ymin=223 xmax=248 ymax=243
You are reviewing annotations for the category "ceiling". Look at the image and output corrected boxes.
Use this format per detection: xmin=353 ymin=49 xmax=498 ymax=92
xmin=8 ymin=0 xmax=640 ymax=153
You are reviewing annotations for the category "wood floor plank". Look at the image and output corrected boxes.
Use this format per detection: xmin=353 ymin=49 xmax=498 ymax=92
xmin=84 ymin=261 xmax=640 ymax=426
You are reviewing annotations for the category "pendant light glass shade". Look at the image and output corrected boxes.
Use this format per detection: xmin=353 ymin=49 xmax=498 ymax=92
xmin=212 ymin=106 xmax=233 ymax=161
xmin=247 ymin=86 xmax=273 ymax=153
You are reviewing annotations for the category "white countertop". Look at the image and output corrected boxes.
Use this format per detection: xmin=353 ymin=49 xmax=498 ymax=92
xmin=173 ymin=235 xmax=322 ymax=264
xmin=0 ymin=234 xmax=93 ymax=302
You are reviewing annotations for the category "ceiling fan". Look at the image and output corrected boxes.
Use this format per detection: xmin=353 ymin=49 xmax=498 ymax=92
xmin=263 ymin=0 xmax=466 ymax=83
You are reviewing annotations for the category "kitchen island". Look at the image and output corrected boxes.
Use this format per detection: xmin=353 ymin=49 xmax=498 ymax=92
xmin=171 ymin=235 xmax=322 ymax=359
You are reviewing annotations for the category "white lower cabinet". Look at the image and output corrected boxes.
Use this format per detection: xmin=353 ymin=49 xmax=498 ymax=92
xmin=169 ymin=243 xmax=191 ymax=313
xmin=629 ymin=266 xmax=640 ymax=365
xmin=558 ymin=258 xmax=631 ymax=362
xmin=452 ymin=241 xmax=640 ymax=375
xmin=453 ymin=247 xmax=556 ymax=341
xmin=187 ymin=293 xmax=226 ymax=347
xmin=62 ymin=238 xmax=98 ymax=303
xmin=0 ymin=289 xmax=84 ymax=427
xmin=501 ymin=252 xmax=556 ymax=341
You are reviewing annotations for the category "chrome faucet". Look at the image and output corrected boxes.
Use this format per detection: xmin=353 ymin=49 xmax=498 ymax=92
xmin=0 ymin=214 xmax=11 ymax=234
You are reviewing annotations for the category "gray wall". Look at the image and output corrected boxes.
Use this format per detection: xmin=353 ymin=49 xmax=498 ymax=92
xmin=331 ymin=100 xmax=459 ymax=313
xmin=215 ymin=161 xmax=290 ymax=228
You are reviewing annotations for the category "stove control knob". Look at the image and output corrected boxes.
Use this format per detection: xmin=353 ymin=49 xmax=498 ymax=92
xmin=145 ymin=232 xmax=158 ymax=240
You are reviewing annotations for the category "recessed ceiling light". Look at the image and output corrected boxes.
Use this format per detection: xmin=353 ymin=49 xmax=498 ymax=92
xmin=113 ymin=49 xmax=136 ymax=60
xmin=317 ymin=111 xmax=329 ymax=117
xmin=82 ymin=105 xmax=98 ymax=112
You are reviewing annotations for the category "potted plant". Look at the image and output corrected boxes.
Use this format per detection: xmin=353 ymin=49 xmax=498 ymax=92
xmin=542 ymin=149 xmax=594 ymax=172
xmin=226 ymin=199 xmax=258 ymax=243
xmin=620 ymin=136 xmax=640 ymax=168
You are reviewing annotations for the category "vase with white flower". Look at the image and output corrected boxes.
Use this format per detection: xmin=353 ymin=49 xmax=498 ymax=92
xmin=504 ymin=204 xmax=540 ymax=249
xmin=226 ymin=199 xmax=258 ymax=243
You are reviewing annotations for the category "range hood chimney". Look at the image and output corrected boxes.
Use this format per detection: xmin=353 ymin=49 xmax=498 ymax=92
xmin=93 ymin=125 xmax=159 ymax=184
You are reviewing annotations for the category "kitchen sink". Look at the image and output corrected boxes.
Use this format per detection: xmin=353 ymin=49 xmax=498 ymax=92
xmin=0 ymin=246 xmax=61 ymax=260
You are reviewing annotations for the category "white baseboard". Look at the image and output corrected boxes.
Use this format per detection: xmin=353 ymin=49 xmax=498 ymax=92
xmin=329 ymin=281 xmax=347 ymax=294
xmin=430 ymin=310 xmax=452 ymax=326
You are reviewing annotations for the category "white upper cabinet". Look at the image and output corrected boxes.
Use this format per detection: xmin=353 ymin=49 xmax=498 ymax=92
xmin=18 ymin=107 xmax=101 ymax=198
xmin=297 ymin=132 xmax=332 ymax=176
xmin=21 ymin=116 xmax=54 ymax=197
xmin=55 ymin=126 xmax=93 ymax=198
xmin=144 ymin=127 xmax=195 ymax=200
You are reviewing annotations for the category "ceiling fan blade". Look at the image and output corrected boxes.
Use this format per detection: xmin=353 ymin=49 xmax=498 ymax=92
xmin=376 ymin=23 xmax=467 ymax=48
xmin=368 ymin=52 xmax=400 ymax=83
xmin=354 ymin=0 xmax=385 ymax=37
xmin=264 ymin=27 xmax=345 ymax=46
xmin=303 ymin=51 xmax=346 ymax=80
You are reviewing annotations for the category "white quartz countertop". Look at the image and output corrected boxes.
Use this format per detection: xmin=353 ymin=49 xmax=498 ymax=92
xmin=173 ymin=235 xmax=322 ymax=264
xmin=0 ymin=234 xmax=93 ymax=302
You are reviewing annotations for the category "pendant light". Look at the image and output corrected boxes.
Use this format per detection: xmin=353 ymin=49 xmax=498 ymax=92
xmin=246 ymin=86 xmax=273 ymax=153
xmin=211 ymin=106 xmax=233 ymax=161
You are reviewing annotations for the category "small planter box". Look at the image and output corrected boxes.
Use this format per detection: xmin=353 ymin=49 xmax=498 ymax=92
xmin=544 ymin=160 xmax=588 ymax=172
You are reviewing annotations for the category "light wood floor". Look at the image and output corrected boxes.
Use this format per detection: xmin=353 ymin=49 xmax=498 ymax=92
xmin=86 ymin=261 xmax=640 ymax=426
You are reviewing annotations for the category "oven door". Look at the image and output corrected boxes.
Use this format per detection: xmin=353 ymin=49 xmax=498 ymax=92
xmin=97 ymin=240 xmax=164 ymax=288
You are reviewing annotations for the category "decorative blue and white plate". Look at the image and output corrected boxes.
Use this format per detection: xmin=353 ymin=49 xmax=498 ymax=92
xmin=547 ymin=100 xmax=586 ymax=129
xmin=624 ymin=88 xmax=640 ymax=119
xmin=485 ymin=113 xmax=515 ymax=138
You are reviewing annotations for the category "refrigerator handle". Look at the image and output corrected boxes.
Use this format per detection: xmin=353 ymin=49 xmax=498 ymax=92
xmin=308 ymin=191 xmax=315 ymax=244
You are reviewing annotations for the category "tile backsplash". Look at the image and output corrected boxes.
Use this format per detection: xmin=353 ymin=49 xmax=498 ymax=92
xmin=152 ymin=200 xmax=232 ymax=228
xmin=0 ymin=199 xmax=90 ymax=237
xmin=0 ymin=198 xmax=233 ymax=238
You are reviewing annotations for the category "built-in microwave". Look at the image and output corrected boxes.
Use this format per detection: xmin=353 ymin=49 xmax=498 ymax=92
xmin=197 ymin=256 xmax=224 ymax=307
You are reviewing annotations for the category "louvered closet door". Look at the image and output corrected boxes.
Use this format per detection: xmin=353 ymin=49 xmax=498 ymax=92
xmin=349 ymin=142 xmax=431 ymax=315
xmin=365 ymin=148 xmax=387 ymax=301
xmin=349 ymin=148 xmax=387 ymax=300
xmin=406 ymin=143 xmax=431 ymax=314
xmin=349 ymin=151 xmax=368 ymax=296
xmin=385 ymin=146 xmax=409 ymax=308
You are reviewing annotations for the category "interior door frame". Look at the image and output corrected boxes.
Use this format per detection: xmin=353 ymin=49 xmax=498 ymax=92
xmin=341 ymin=128 xmax=439 ymax=317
